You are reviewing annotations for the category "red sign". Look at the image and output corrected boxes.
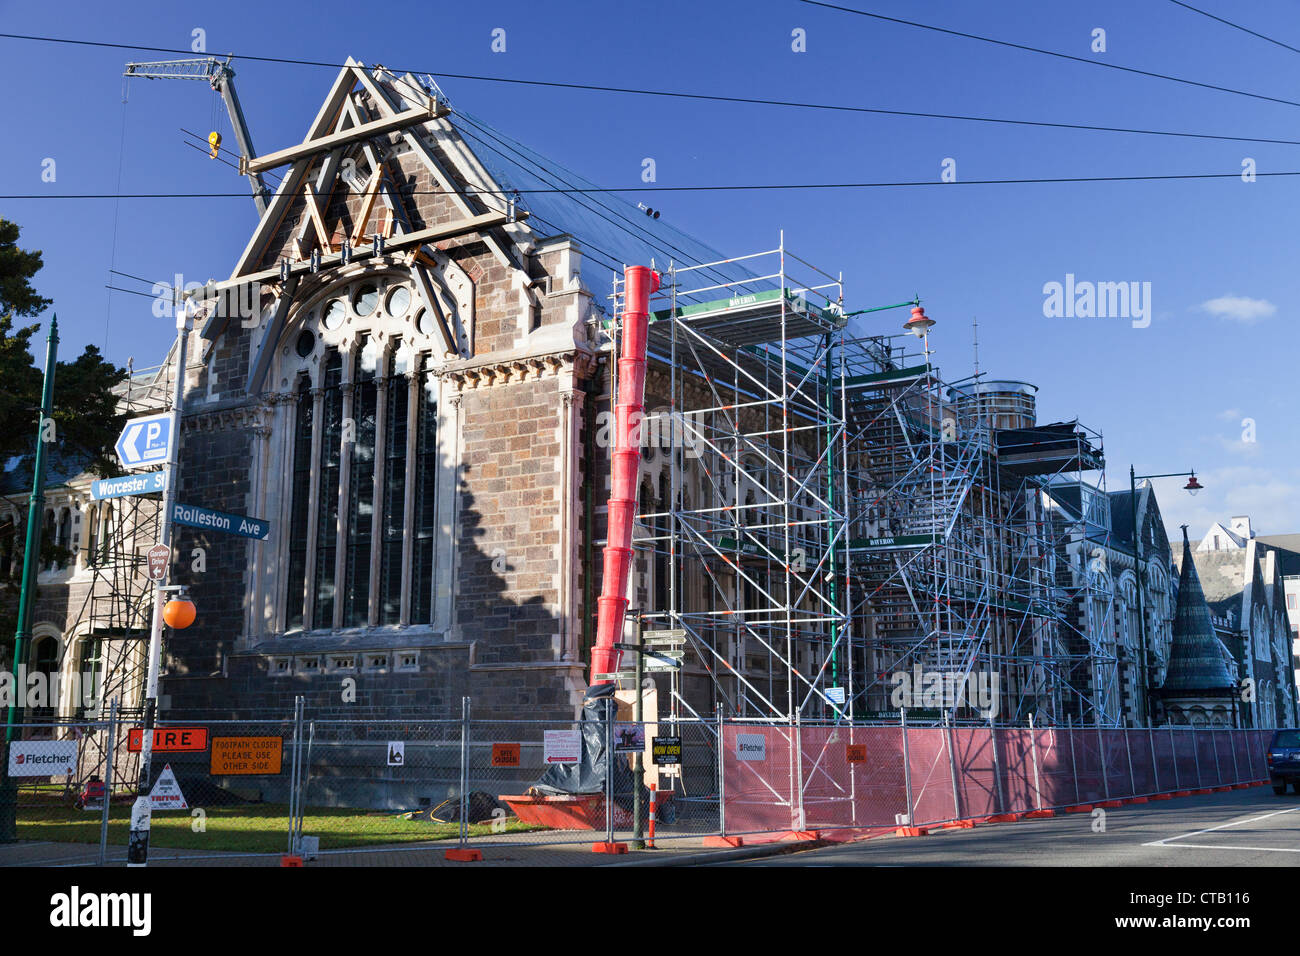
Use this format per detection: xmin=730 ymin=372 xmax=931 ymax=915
xmin=492 ymin=743 xmax=521 ymax=767
xmin=146 ymin=544 xmax=170 ymax=582
xmin=846 ymin=743 xmax=868 ymax=764
xmin=128 ymin=727 xmax=209 ymax=753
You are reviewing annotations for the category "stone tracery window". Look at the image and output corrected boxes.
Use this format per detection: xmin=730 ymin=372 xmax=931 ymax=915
xmin=279 ymin=272 xmax=450 ymax=633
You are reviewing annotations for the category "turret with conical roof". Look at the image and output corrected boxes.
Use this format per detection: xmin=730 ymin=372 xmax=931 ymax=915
xmin=1163 ymin=526 xmax=1236 ymax=693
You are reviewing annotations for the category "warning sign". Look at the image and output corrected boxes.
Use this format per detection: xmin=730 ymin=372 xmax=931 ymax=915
xmin=846 ymin=743 xmax=868 ymax=763
xmin=387 ymin=741 xmax=405 ymax=766
xmin=492 ymin=743 xmax=521 ymax=767
xmin=148 ymin=764 xmax=188 ymax=810
xmin=210 ymin=736 xmax=283 ymax=775
xmin=128 ymin=727 xmax=208 ymax=753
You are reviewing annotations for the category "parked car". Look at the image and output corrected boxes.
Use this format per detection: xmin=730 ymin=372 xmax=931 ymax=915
xmin=1266 ymin=730 xmax=1300 ymax=795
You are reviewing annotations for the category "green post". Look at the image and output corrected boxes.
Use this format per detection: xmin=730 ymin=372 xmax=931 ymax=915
xmin=0 ymin=314 xmax=58 ymax=843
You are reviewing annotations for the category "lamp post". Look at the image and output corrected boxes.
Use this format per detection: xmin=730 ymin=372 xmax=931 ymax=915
xmin=1129 ymin=466 xmax=1202 ymax=726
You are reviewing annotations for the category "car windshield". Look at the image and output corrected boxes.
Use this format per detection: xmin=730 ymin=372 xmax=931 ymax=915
xmin=1273 ymin=730 xmax=1300 ymax=748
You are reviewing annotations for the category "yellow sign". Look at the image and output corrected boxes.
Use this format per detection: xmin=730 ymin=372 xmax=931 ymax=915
xmin=210 ymin=736 xmax=283 ymax=776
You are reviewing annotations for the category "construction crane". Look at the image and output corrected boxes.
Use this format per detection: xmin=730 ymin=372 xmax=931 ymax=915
xmin=123 ymin=56 xmax=269 ymax=215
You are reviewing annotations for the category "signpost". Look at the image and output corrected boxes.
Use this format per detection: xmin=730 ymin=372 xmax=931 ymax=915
xmin=90 ymin=472 xmax=166 ymax=501
xmin=171 ymin=503 xmax=270 ymax=540
xmin=115 ymin=412 xmax=173 ymax=469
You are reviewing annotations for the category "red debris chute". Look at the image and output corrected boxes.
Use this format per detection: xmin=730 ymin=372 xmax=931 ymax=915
xmin=590 ymin=265 xmax=660 ymax=685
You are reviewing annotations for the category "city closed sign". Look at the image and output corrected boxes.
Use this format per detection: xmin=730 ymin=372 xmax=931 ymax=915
xmin=172 ymin=503 xmax=271 ymax=539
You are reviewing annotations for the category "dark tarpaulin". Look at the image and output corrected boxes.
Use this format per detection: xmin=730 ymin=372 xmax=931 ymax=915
xmin=532 ymin=684 xmax=638 ymax=810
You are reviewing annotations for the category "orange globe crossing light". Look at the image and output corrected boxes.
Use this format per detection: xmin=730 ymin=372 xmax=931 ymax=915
xmin=903 ymin=304 xmax=935 ymax=337
xmin=163 ymin=598 xmax=196 ymax=629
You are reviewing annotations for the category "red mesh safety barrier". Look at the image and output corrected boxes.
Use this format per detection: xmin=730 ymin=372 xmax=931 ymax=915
xmin=1130 ymin=730 xmax=1160 ymax=795
xmin=952 ymin=728 xmax=1000 ymax=818
xmin=1101 ymin=730 xmax=1133 ymax=798
xmin=1192 ymin=731 xmax=1217 ymax=787
xmin=721 ymin=724 xmax=799 ymax=835
xmin=1151 ymin=729 xmax=1177 ymax=791
xmin=1073 ymin=729 xmax=1105 ymax=803
xmin=1034 ymin=726 xmax=1075 ymax=808
xmin=998 ymin=729 xmax=1036 ymax=813
xmin=1171 ymin=730 xmax=1198 ymax=788
xmin=905 ymin=727 xmax=959 ymax=825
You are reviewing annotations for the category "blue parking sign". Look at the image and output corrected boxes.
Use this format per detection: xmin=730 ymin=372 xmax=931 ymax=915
xmin=115 ymin=413 xmax=173 ymax=468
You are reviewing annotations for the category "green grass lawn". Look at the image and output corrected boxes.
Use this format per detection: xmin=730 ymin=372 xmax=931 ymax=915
xmin=17 ymin=800 xmax=543 ymax=854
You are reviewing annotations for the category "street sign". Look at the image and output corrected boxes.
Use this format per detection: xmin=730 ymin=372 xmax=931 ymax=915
xmin=651 ymin=735 xmax=682 ymax=766
xmin=115 ymin=413 xmax=173 ymax=469
xmin=387 ymin=741 xmax=405 ymax=766
xmin=127 ymin=727 xmax=208 ymax=753
xmin=594 ymin=671 xmax=636 ymax=681
xmin=644 ymin=653 xmax=683 ymax=673
xmin=90 ymin=471 xmax=166 ymax=501
xmin=172 ymin=502 xmax=271 ymax=539
xmin=210 ymin=736 xmax=283 ymax=775
xmin=146 ymin=544 xmax=170 ymax=582
xmin=147 ymin=764 xmax=189 ymax=811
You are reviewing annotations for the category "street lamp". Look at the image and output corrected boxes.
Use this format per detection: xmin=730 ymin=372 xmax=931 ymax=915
xmin=1130 ymin=466 xmax=1204 ymax=726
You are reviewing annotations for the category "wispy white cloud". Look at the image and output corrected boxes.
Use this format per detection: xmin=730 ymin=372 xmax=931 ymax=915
xmin=1198 ymin=295 xmax=1276 ymax=323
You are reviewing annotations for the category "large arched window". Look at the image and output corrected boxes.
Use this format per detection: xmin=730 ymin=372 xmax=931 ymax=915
xmin=278 ymin=272 xmax=450 ymax=633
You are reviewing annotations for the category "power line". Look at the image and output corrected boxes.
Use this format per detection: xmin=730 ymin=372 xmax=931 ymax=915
xmin=798 ymin=0 xmax=1300 ymax=109
xmin=3 ymin=31 xmax=1300 ymax=147
xmin=105 ymin=284 xmax=159 ymax=300
xmin=3 ymin=168 xmax=1295 ymax=200
xmin=1166 ymin=0 xmax=1300 ymax=56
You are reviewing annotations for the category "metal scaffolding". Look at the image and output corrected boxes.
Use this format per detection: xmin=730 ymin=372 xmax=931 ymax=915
xmin=599 ymin=236 xmax=1121 ymax=727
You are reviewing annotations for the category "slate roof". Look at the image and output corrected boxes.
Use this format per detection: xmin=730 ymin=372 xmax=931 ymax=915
xmin=1164 ymin=529 xmax=1238 ymax=692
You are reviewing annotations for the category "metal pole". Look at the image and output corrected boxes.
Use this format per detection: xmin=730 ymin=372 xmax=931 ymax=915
xmin=99 ymin=698 xmax=118 ymax=866
xmin=944 ymin=712 xmax=961 ymax=822
xmin=901 ymin=708 xmax=913 ymax=825
xmin=287 ymin=696 xmax=301 ymax=856
xmin=1067 ymin=714 xmax=1079 ymax=805
xmin=459 ymin=696 xmax=470 ymax=849
xmin=604 ymin=698 xmax=614 ymax=846
xmin=128 ymin=305 xmax=191 ymax=866
xmin=716 ymin=708 xmax=727 ymax=839
xmin=1124 ymin=727 xmax=1136 ymax=798
xmin=1191 ymin=726 xmax=1201 ymax=788
xmin=1229 ymin=727 xmax=1240 ymax=785
xmin=1130 ymin=465 xmax=1152 ymax=726
xmin=989 ymin=712 xmax=1004 ymax=814
xmin=1098 ymin=722 xmax=1109 ymax=800
xmin=1170 ymin=723 xmax=1179 ymax=789
xmin=632 ymin=616 xmax=644 ymax=849
xmin=1029 ymin=713 xmax=1042 ymax=811
xmin=0 ymin=315 xmax=58 ymax=844
xmin=1149 ymin=729 xmax=1160 ymax=793
xmin=1211 ymin=728 xmax=1222 ymax=786
xmin=300 ymin=718 xmax=314 ymax=848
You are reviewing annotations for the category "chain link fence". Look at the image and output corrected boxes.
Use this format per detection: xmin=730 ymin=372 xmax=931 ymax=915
xmin=0 ymin=699 xmax=1284 ymax=864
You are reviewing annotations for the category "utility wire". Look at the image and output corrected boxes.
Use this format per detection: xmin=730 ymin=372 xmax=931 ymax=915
xmin=4 ymin=31 xmax=1300 ymax=146
xmin=1165 ymin=0 xmax=1300 ymax=56
xmin=5 ymin=168 xmax=1297 ymax=200
xmin=798 ymin=0 xmax=1300 ymax=109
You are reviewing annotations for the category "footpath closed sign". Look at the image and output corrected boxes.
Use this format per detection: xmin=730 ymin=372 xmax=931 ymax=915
xmin=210 ymin=736 xmax=283 ymax=775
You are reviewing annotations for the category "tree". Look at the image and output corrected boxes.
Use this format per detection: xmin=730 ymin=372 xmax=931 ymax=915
xmin=0 ymin=218 xmax=129 ymax=643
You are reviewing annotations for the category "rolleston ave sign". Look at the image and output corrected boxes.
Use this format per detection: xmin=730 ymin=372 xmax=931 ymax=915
xmin=171 ymin=503 xmax=271 ymax=540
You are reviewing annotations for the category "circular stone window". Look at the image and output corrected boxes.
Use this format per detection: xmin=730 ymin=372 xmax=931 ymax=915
xmin=322 ymin=299 xmax=346 ymax=330
xmin=386 ymin=286 xmax=411 ymax=318
xmin=295 ymin=329 xmax=316 ymax=357
xmin=353 ymin=282 xmax=379 ymax=317
xmin=415 ymin=308 xmax=435 ymax=336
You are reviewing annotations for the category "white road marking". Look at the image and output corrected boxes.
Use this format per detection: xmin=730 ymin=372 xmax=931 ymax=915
xmin=1143 ymin=804 xmax=1300 ymax=848
xmin=1147 ymin=842 xmax=1300 ymax=854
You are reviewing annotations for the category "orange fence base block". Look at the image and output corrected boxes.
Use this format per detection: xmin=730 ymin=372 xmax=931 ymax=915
xmin=986 ymin=813 xmax=1023 ymax=823
xmin=1127 ymin=797 xmax=1149 ymax=804
xmin=280 ymin=855 xmax=303 ymax=867
xmin=1024 ymin=809 xmax=1054 ymax=818
xmin=1172 ymin=790 xmax=1193 ymax=797
xmin=1064 ymin=804 xmax=1094 ymax=813
xmin=1190 ymin=788 xmax=1213 ymax=795
xmin=782 ymin=830 xmax=821 ymax=842
xmin=1232 ymin=783 xmax=1251 ymax=789
xmin=591 ymin=842 xmax=629 ymax=854
xmin=445 ymin=848 xmax=483 ymax=862
xmin=895 ymin=826 xmax=929 ymax=837
xmin=1212 ymin=786 xmax=1233 ymax=793
xmin=1096 ymin=800 xmax=1123 ymax=809
xmin=941 ymin=820 xmax=976 ymax=829
xmin=703 ymin=835 xmax=744 ymax=848
xmin=1150 ymin=793 xmax=1173 ymax=800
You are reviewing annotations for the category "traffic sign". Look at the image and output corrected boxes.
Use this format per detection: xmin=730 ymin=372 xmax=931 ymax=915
xmin=115 ymin=413 xmax=173 ymax=469
xmin=146 ymin=544 xmax=170 ymax=582
xmin=172 ymin=502 xmax=271 ymax=539
xmin=90 ymin=471 xmax=166 ymax=501
xmin=210 ymin=736 xmax=283 ymax=775
xmin=644 ymin=652 xmax=683 ymax=673
xmin=127 ymin=727 xmax=208 ymax=753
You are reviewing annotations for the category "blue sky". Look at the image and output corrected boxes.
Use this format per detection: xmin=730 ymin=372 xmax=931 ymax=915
xmin=2 ymin=0 xmax=1297 ymax=540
